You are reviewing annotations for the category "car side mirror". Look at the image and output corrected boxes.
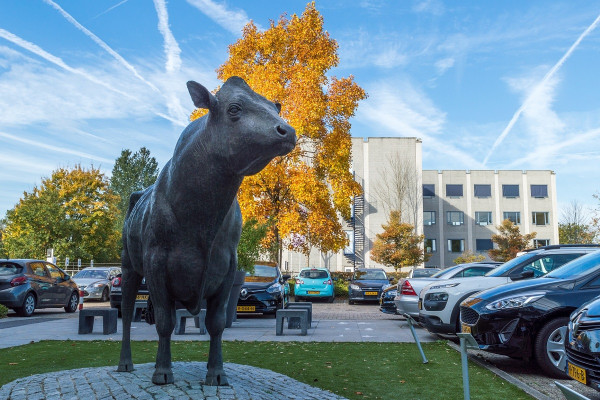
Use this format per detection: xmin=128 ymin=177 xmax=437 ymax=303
xmin=511 ymin=270 xmax=535 ymax=281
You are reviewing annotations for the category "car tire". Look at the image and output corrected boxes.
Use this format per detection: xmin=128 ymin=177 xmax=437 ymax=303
xmin=534 ymin=317 xmax=569 ymax=378
xmin=349 ymin=300 xmax=355 ymax=305
xmin=100 ymin=287 xmax=109 ymax=302
xmin=64 ymin=291 xmax=79 ymax=313
xmin=328 ymin=295 xmax=335 ymax=303
xmin=17 ymin=293 xmax=36 ymax=317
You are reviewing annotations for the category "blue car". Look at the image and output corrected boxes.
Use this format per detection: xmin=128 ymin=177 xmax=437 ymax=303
xmin=294 ymin=268 xmax=335 ymax=303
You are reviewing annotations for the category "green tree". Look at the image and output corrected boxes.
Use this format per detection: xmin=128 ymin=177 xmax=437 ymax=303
xmin=237 ymin=219 xmax=269 ymax=274
xmin=110 ymin=147 xmax=159 ymax=230
xmin=370 ymin=210 xmax=430 ymax=272
xmin=488 ymin=219 xmax=537 ymax=262
xmin=453 ymin=250 xmax=486 ymax=265
xmin=2 ymin=165 xmax=121 ymax=263
xmin=559 ymin=200 xmax=596 ymax=244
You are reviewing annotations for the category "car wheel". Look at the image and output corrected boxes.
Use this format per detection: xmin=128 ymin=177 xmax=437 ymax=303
xmin=534 ymin=317 xmax=569 ymax=378
xmin=349 ymin=300 xmax=355 ymax=305
xmin=328 ymin=295 xmax=335 ymax=303
xmin=64 ymin=291 xmax=79 ymax=313
xmin=17 ymin=293 xmax=36 ymax=317
xmin=100 ymin=287 xmax=109 ymax=302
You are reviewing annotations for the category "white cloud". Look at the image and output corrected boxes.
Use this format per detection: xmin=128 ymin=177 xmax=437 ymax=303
xmin=435 ymin=57 xmax=455 ymax=75
xmin=412 ymin=0 xmax=445 ymax=16
xmin=186 ymin=0 xmax=252 ymax=35
xmin=153 ymin=0 xmax=182 ymax=74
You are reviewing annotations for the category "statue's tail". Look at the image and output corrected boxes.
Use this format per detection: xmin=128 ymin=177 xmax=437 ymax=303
xmin=125 ymin=190 xmax=145 ymax=220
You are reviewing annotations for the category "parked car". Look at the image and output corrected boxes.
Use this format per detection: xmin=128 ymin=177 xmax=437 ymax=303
xmin=395 ymin=262 xmax=499 ymax=318
xmin=110 ymin=274 xmax=149 ymax=316
xmin=0 ymin=259 xmax=79 ymax=317
xmin=236 ymin=263 xmax=290 ymax=315
xmin=565 ymin=295 xmax=600 ymax=390
xmin=419 ymin=245 xmax=600 ymax=334
xmin=408 ymin=268 xmax=441 ymax=278
xmin=459 ymin=249 xmax=600 ymax=378
xmin=294 ymin=268 xmax=335 ymax=302
xmin=72 ymin=266 xmax=121 ymax=302
xmin=348 ymin=268 xmax=392 ymax=305
xmin=379 ymin=285 xmax=398 ymax=314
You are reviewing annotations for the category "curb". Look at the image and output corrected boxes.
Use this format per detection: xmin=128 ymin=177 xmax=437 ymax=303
xmin=447 ymin=342 xmax=551 ymax=400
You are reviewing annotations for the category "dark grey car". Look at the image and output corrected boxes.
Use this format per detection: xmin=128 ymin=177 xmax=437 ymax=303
xmin=0 ymin=259 xmax=79 ymax=317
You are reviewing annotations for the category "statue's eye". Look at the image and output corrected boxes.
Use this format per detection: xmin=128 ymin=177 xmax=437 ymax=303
xmin=228 ymin=104 xmax=242 ymax=116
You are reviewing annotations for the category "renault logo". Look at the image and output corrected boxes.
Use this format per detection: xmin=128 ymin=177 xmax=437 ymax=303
xmin=240 ymin=288 xmax=248 ymax=299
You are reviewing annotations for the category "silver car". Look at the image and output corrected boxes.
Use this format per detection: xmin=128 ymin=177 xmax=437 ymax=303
xmin=72 ymin=267 xmax=121 ymax=301
xmin=394 ymin=262 xmax=499 ymax=318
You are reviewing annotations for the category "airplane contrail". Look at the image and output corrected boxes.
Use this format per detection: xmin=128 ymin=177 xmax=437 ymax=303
xmin=153 ymin=0 xmax=182 ymax=73
xmin=483 ymin=13 xmax=600 ymax=166
xmin=42 ymin=0 xmax=160 ymax=93
xmin=93 ymin=0 xmax=130 ymax=20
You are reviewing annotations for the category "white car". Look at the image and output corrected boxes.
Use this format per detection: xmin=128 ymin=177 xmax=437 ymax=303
xmin=394 ymin=262 xmax=499 ymax=318
xmin=418 ymin=245 xmax=600 ymax=334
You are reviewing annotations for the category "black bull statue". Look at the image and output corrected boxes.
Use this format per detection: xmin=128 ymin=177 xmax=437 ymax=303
xmin=117 ymin=76 xmax=296 ymax=385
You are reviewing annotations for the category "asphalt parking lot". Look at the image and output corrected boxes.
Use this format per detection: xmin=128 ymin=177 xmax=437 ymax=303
xmin=1 ymin=299 xmax=599 ymax=399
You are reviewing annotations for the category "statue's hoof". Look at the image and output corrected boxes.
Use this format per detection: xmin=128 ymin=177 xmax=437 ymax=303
xmin=117 ymin=362 xmax=134 ymax=372
xmin=205 ymin=371 xmax=229 ymax=386
xmin=152 ymin=369 xmax=174 ymax=385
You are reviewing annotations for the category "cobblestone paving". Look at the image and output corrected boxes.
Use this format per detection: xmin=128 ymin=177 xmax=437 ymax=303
xmin=0 ymin=362 xmax=347 ymax=400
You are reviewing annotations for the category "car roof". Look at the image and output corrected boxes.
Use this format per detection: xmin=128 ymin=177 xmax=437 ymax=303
xmin=299 ymin=268 xmax=329 ymax=271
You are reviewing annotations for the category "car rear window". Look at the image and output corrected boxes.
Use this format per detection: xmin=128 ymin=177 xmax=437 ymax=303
xmin=0 ymin=263 xmax=22 ymax=275
xmin=412 ymin=269 xmax=439 ymax=278
xmin=299 ymin=270 xmax=329 ymax=279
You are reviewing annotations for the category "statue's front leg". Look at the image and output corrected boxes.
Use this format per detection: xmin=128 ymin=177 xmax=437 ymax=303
xmin=151 ymin=293 xmax=176 ymax=384
xmin=117 ymin=266 xmax=142 ymax=373
xmin=205 ymin=296 xmax=228 ymax=385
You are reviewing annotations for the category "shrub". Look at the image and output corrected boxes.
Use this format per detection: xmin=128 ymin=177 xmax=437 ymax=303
xmin=0 ymin=304 xmax=8 ymax=319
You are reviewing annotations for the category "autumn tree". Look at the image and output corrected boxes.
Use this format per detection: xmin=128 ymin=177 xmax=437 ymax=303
xmin=370 ymin=210 xmax=430 ymax=272
xmin=2 ymin=165 xmax=121 ymax=263
xmin=453 ymin=250 xmax=486 ymax=265
xmin=488 ymin=219 xmax=537 ymax=262
xmin=192 ymin=2 xmax=366 ymax=264
xmin=237 ymin=219 xmax=269 ymax=274
xmin=110 ymin=147 xmax=159 ymax=231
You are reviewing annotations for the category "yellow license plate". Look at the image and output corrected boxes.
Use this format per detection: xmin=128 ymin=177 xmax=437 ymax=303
xmin=461 ymin=324 xmax=471 ymax=334
xmin=365 ymin=291 xmax=378 ymax=296
xmin=136 ymin=294 xmax=149 ymax=301
xmin=568 ymin=362 xmax=586 ymax=385
xmin=307 ymin=291 xmax=320 ymax=294
xmin=237 ymin=306 xmax=255 ymax=312
xmin=418 ymin=299 xmax=423 ymax=310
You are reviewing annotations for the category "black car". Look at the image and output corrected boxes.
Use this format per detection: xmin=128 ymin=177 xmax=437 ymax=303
xmin=236 ymin=263 xmax=290 ymax=315
xmin=0 ymin=259 xmax=79 ymax=317
xmin=459 ymin=250 xmax=600 ymax=378
xmin=379 ymin=284 xmax=398 ymax=314
xmin=110 ymin=274 xmax=149 ymax=316
xmin=565 ymin=295 xmax=600 ymax=390
xmin=348 ymin=268 xmax=393 ymax=304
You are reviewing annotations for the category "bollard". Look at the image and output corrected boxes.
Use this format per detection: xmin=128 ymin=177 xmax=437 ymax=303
xmin=78 ymin=289 xmax=85 ymax=310
xmin=403 ymin=313 xmax=428 ymax=364
xmin=456 ymin=333 xmax=480 ymax=400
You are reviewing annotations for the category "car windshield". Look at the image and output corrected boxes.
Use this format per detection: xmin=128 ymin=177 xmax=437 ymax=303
xmin=412 ymin=269 xmax=439 ymax=278
xmin=299 ymin=269 xmax=329 ymax=279
xmin=0 ymin=263 xmax=22 ymax=275
xmin=545 ymin=251 xmax=600 ymax=280
xmin=248 ymin=264 xmax=278 ymax=278
xmin=431 ymin=265 xmax=464 ymax=278
xmin=74 ymin=269 xmax=109 ymax=279
xmin=354 ymin=270 xmax=387 ymax=280
xmin=484 ymin=252 xmax=540 ymax=277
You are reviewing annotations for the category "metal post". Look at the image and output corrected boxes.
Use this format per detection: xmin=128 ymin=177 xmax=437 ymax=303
xmin=460 ymin=337 xmax=470 ymax=400
xmin=403 ymin=314 xmax=428 ymax=364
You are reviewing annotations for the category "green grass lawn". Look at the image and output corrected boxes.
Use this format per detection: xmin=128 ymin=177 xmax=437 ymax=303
xmin=0 ymin=340 xmax=533 ymax=399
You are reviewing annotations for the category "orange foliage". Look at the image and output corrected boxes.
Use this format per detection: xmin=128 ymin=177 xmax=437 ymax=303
xmin=191 ymin=3 xmax=367 ymax=259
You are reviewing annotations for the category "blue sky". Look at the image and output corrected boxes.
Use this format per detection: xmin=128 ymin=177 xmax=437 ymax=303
xmin=1 ymin=1 xmax=599 ymax=221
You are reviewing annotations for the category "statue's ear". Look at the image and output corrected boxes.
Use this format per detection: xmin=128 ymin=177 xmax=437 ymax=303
xmin=187 ymin=81 xmax=217 ymax=110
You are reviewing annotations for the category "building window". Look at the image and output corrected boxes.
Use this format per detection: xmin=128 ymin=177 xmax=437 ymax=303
xmin=423 ymin=184 xmax=435 ymax=198
xmin=531 ymin=185 xmax=548 ymax=198
xmin=424 ymin=211 xmax=436 ymax=225
xmin=425 ymin=238 xmax=436 ymax=253
xmin=447 ymin=211 xmax=464 ymax=226
xmin=475 ymin=212 xmax=492 ymax=225
xmin=447 ymin=239 xmax=465 ymax=253
xmin=503 ymin=212 xmax=521 ymax=224
xmin=502 ymin=184 xmax=520 ymax=198
xmin=446 ymin=184 xmax=463 ymax=197
xmin=476 ymin=239 xmax=494 ymax=251
xmin=534 ymin=239 xmax=550 ymax=248
xmin=532 ymin=212 xmax=549 ymax=226
xmin=344 ymin=230 xmax=354 ymax=255
xmin=474 ymin=184 xmax=491 ymax=198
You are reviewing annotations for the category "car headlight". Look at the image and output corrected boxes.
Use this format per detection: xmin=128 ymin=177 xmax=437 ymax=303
xmin=428 ymin=292 xmax=448 ymax=302
xmin=485 ymin=294 xmax=544 ymax=311
xmin=429 ymin=283 xmax=460 ymax=290
xmin=350 ymin=284 xmax=360 ymax=291
xmin=92 ymin=283 xmax=104 ymax=288
xmin=267 ymin=284 xmax=281 ymax=294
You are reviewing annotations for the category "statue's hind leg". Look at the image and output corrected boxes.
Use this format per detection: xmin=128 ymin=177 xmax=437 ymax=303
xmin=117 ymin=256 xmax=143 ymax=373
xmin=149 ymin=278 xmax=176 ymax=384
